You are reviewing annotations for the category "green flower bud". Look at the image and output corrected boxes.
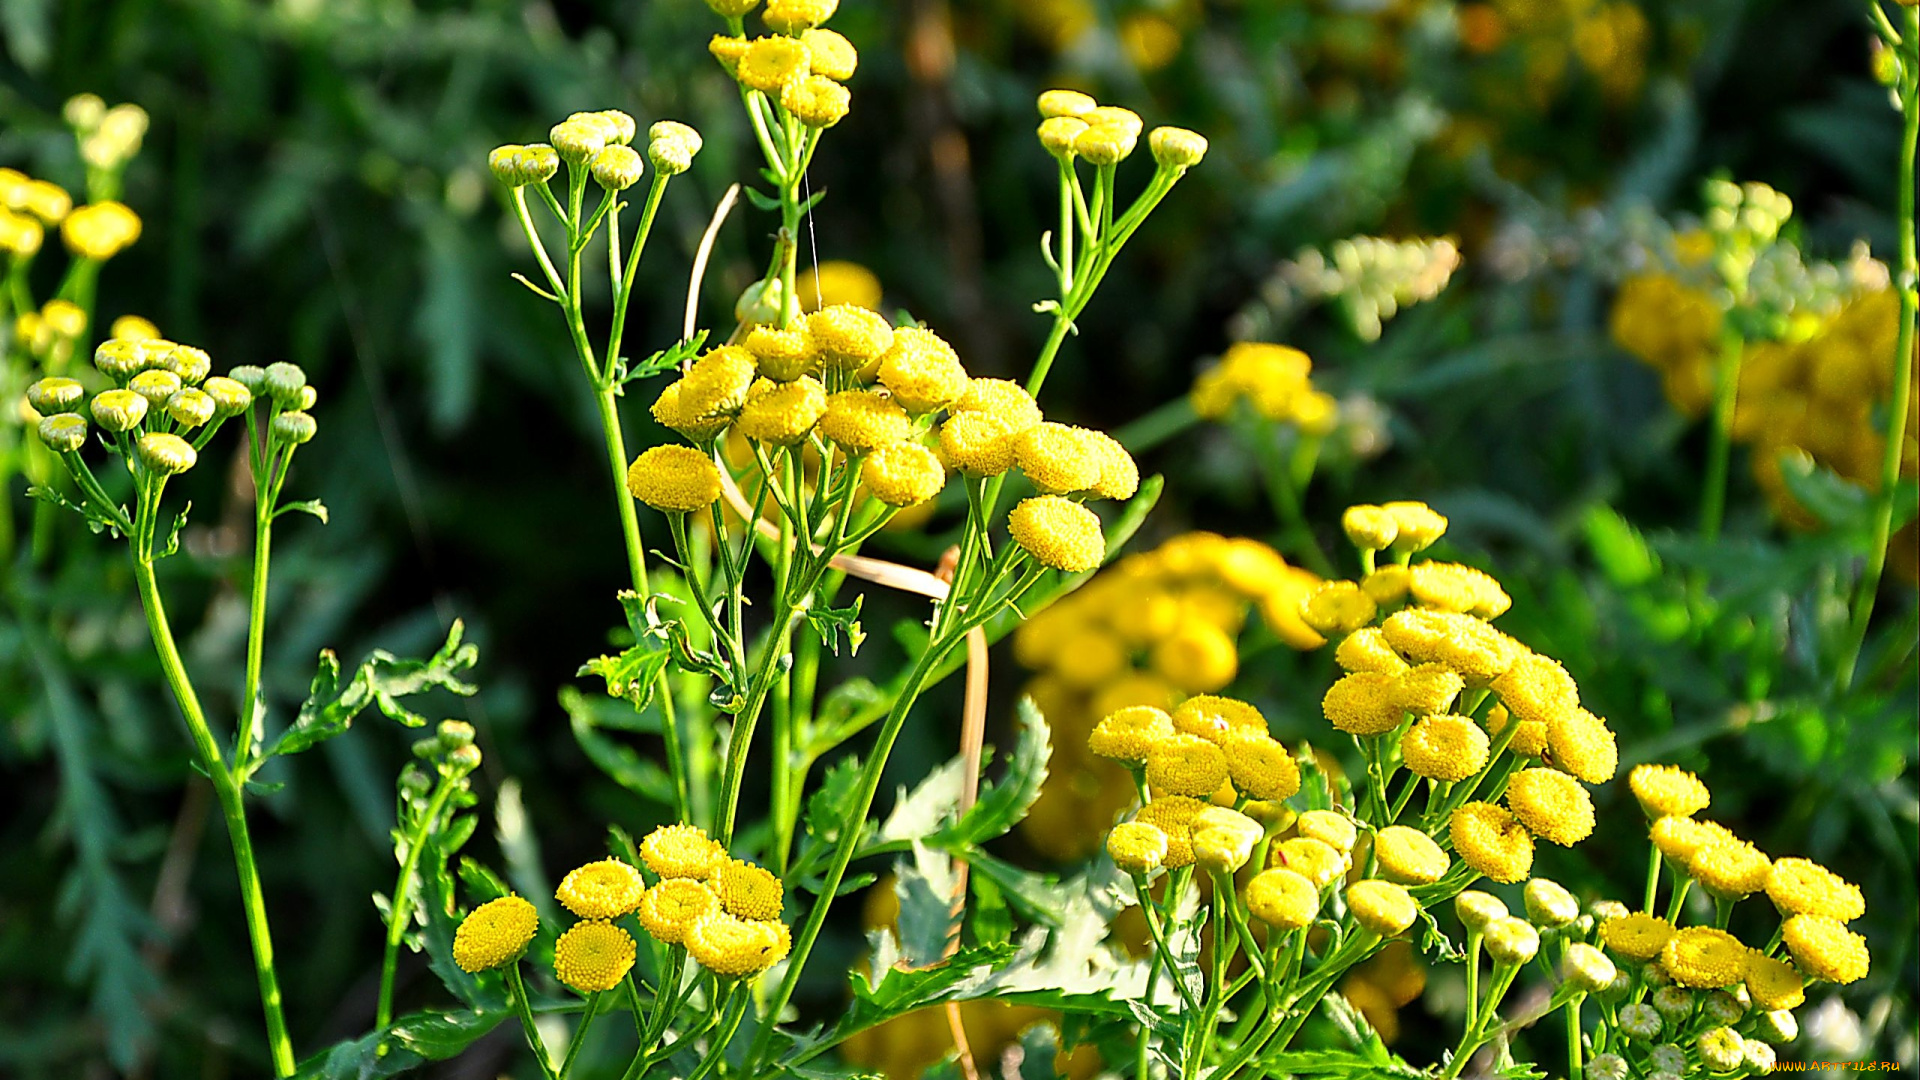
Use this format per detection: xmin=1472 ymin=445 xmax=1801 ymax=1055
xmin=1037 ymin=116 xmax=1087 ymax=159
xmin=1647 ymin=1045 xmax=1685 ymax=1074
xmin=590 ymin=145 xmax=645 ymax=191
xmin=1562 ymin=943 xmax=1616 ymax=993
xmin=550 ymin=117 xmax=609 ymax=163
xmin=1651 ymin=986 xmax=1692 ymax=1019
xmin=130 ymin=369 xmax=182 ymax=407
xmin=202 ymin=376 xmax=254 ymax=418
xmin=444 ymin=744 xmax=483 ymax=773
xmin=167 ymin=388 xmax=217 ymax=428
xmin=1743 ymin=1038 xmax=1776 ymax=1074
xmin=27 ymin=376 xmax=85 ymax=413
xmin=522 ymin=144 xmax=561 ymax=183
xmin=136 ymin=432 xmax=197 ymax=475
xmin=595 ymin=110 xmax=637 ymax=146
xmin=65 ymin=93 xmax=107 ymax=132
xmin=272 ymin=410 xmax=317 ymax=445
xmin=438 ymin=720 xmax=476 ymax=750
xmin=37 ymin=412 xmax=89 ymax=453
xmin=163 ymin=344 xmax=211 ymax=384
xmin=411 ymin=737 xmax=441 ymax=759
xmin=134 ymin=339 xmax=178 ymax=372
xmin=1757 ymin=1008 xmax=1797 ymax=1044
xmin=1588 ymin=898 xmax=1630 ymax=923
xmin=95 ymin=339 xmax=144 ymax=381
xmin=1703 ymin=990 xmax=1746 ymax=1025
xmin=298 ymin=385 xmax=318 ymax=410
xmin=1073 ymin=124 xmax=1136 ymax=166
xmin=489 ymin=143 xmax=530 ymax=186
xmin=229 ymin=365 xmax=268 ymax=395
xmin=1148 ymin=126 xmax=1208 ymax=170
xmin=1696 ymin=1026 xmax=1744 ymax=1073
xmin=1583 ymin=1053 xmax=1628 ymax=1080
xmin=1455 ymin=890 xmax=1508 ymax=933
xmin=263 ymin=362 xmax=307 ymax=406
xmin=705 ymin=0 xmax=760 ymax=15
xmin=735 ymin=277 xmax=785 ymax=326
xmin=91 ymin=388 xmax=149 ymax=431
xmin=1483 ymin=915 xmax=1540 ymax=966
xmin=647 ymin=121 xmax=702 ymax=176
xmin=1617 ymin=1002 xmax=1662 ymax=1040
xmin=400 ymin=765 xmax=433 ymax=796
xmin=1523 ymin=878 xmax=1579 ymax=928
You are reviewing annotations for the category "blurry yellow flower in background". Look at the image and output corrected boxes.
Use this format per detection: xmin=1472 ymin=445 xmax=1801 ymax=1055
xmin=796 ymin=259 xmax=883 ymax=312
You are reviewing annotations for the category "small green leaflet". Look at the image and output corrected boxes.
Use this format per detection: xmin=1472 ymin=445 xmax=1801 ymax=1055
xmin=263 ymin=621 xmax=479 ymax=762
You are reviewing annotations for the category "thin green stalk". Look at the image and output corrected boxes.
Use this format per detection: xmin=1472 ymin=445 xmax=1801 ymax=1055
xmin=507 ymin=963 xmax=559 ymax=1080
xmin=1643 ymin=841 xmax=1662 ymax=914
xmin=1565 ymin=995 xmax=1584 ymax=1078
xmin=1838 ymin=8 xmax=1920 ymax=692
xmin=1253 ymin=418 xmax=1335 ymax=576
xmin=131 ymin=549 xmax=295 ymax=1076
xmin=237 ymin=508 xmax=272 ymax=763
xmin=377 ymin=773 xmax=459 ymax=1029
xmin=1699 ymin=323 xmax=1746 ymax=542
xmin=558 ymin=991 xmax=605 ymax=1079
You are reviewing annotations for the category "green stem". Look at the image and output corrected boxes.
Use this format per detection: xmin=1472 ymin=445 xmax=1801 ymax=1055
xmin=1699 ymin=322 xmax=1745 ymax=542
xmin=1837 ymin=9 xmax=1920 ymax=692
xmin=237 ymin=508 xmax=271 ymax=764
xmin=558 ymin=991 xmax=604 ymax=1079
xmin=1565 ymin=994 xmax=1583 ymax=1078
xmin=377 ymin=773 xmax=459 ymax=1029
xmin=1643 ymin=840 xmax=1662 ymax=914
xmin=1254 ymin=418 xmax=1334 ymax=576
xmin=507 ymin=963 xmax=560 ymax=1080
xmin=132 ymin=552 xmax=296 ymax=1077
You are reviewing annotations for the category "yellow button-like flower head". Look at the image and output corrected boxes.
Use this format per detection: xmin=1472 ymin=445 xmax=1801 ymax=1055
xmin=875 ymin=326 xmax=967 ymax=413
xmin=1662 ymin=926 xmax=1749 ymax=989
xmin=1546 ymin=707 xmax=1618 ymax=783
xmin=1133 ymin=796 xmax=1208 ymax=868
xmin=737 ymin=36 xmax=813 ymax=94
xmin=1149 ymin=619 xmax=1237 ymax=694
xmin=1322 ymin=671 xmax=1404 ymax=735
xmin=687 ymin=912 xmax=791 ymax=976
xmin=763 ymin=0 xmax=837 ymax=32
xmin=1599 ymin=911 xmax=1674 ymax=961
xmin=557 ymin=858 xmax=646 ymax=919
xmin=1401 ymin=715 xmax=1489 ymax=782
xmin=651 ymin=381 xmax=728 ymax=443
xmin=1008 ymin=495 xmax=1104 ymax=572
xmin=627 ymin=445 xmax=723 ymax=513
xmin=1393 ymin=663 xmax=1465 ymax=715
xmin=1449 ymin=801 xmax=1534 ymax=883
xmin=1073 ymin=124 xmax=1137 ymax=166
xmin=939 ymin=411 xmax=1019 ymax=476
xmin=1301 ymin=580 xmax=1377 ymax=636
xmin=1087 ymin=705 xmax=1175 ymax=764
xmin=1651 ymin=815 xmax=1736 ymax=862
xmin=62 ymin=201 xmax=142 ymax=260
xmin=1144 ymin=733 xmax=1230 ymax=798
xmin=1245 ymin=868 xmax=1318 ymax=930
xmin=1347 ymin=879 xmax=1419 ymax=937
xmin=818 ymin=389 xmax=910 ymax=452
xmin=137 ymin=433 xmax=197 ymax=476
xmin=807 ymin=304 xmax=894 ymax=370
xmin=744 ymin=324 xmax=817 ymax=382
xmin=715 ymin=859 xmax=785 ymax=921
xmin=800 ymin=28 xmax=857 ymax=80
xmin=646 ymin=121 xmax=703 ymax=176
xmin=452 ymin=895 xmax=539 ymax=972
xmin=1269 ymin=836 xmax=1348 ymax=889
xmin=1490 ymin=652 xmax=1578 ymax=726
xmin=1221 ymin=729 xmax=1299 ymax=801
xmin=27 ymin=376 xmax=84 ymax=414
xmin=1335 ymin=627 xmax=1408 ymax=675
xmin=1171 ymin=695 xmax=1266 ymax=743
xmin=37 ymin=413 xmax=89 ymax=453
xmin=1410 ymin=561 xmax=1511 ymax=618
xmin=636 ymin=879 xmax=719 ymax=944
xmin=1036 ymin=89 xmax=1097 ymax=118
xmin=681 ymin=345 xmax=758 ymax=418
xmin=1361 ymin=564 xmax=1410 ymax=604
xmin=1689 ymin=840 xmax=1772 ymax=900
xmin=1483 ymin=915 xmax=1541 ymax=966
xmin=639 ymin=823 xmax=728 ymax=880
xmin=1148 ymin=126 xmax=1207 ymax=170
xmin=781 ymin=74 xmax=850 ymax=128
xmin=1782 ymin=915 xmax=1869 ymax=984
xmin=1015 ymin=422 xmax=1104 ymax=494
xmin=1454 ymin=890 xmax=1509 ymax=932
xmin=1628 ymin=763 xmax=1711 ymax=819
xmin=1107 ymin=821 xmax=1168 ymax=875
xmin=952 ymin=377 xmax=1043 ymax=430
xmin=1087 ymin=430 xmax=1139 ymax=500
xmin=737 ymin=376 xmax=827 ymax=445
xmin=1382 ymin=501 xmax=1447 ymax=551
xmin=1522 ymin=878 xmax=1579 ymax=927
xmin=1563 ymin=942 xmax=1617 ymax=993
xmin=1765 ymin=858 xmax=1864 ymax=921
xmin=1745 ymin=953 xmax=1805 ymax=1010
xmin=861 ymin=441 xmax=946 ymax=507
xmin=1038 ymin=116 xmax=1087 ymax=159
xmin=555 ymin=920 xmax=637 ymax=992
xmin=1381 ymin=608 xmax=1520 ymax=685
xmin=1296 ymin=810 xmax=1358 ymax=853
xmin=1505 ymin=768 xmax=1595 ymax=847
xmin=1341 ymin=505 xmax=1398 ymax=551
xmin=1372 ymin=826 xmax=1449 ymax=885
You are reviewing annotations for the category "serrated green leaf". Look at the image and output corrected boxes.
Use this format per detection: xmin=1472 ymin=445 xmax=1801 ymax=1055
xmin=893 ymin=844 xmax=962 ymax=967
xmin=934 ymin=701 xmax=1049 ymax=848
xmin=28 ymin=483 xmax=127 ymax=538
xmin=265 ymin=621 xmax=479 ymax=761
xmin=277 ymin=498 xmax=330 ymax=524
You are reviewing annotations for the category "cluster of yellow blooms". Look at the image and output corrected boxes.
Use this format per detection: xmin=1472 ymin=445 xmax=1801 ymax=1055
xmin=1190 ymin=341 xmax=1339 ymax=433
xmin=453 ymin=823 xmax=792 ymax=992
xmin=0 ymin=167 xmax=142 ymax=263
xmin=707 ymin=0 xmax=858 ymax=130
xmin=1012 ymin=533 xmax=1324 ymax=859
xmin=627 ymin=312 xmax=1136 ymax=575
xmin=1612 ymin=274 xmax=1917 ymax=563
xmin=1558 ymin=764 xmax=1872 ymax=1076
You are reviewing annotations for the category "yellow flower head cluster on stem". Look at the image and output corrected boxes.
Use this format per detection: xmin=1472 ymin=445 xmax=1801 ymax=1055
xmin=1392 ymin=663 xmax=1465 ymax=716
xmin=1296 ymin=810 xmax=1358 ymax=853
xmin=1401 ymin=715 xmax=1489 ymax=782
xmin=452 ymin=896 xmax=539 ymax=972
xmin=1008 ymin=495 xmax=1104 ymax=572
xmin=1143 ymin=733 xmax=1230 ymax=798
xmin=1662 ymin=926 xmax=1749 ymax=989
xmin=714 ymin=859 xmax=785 ymax=921
xmin=1301 ymin=580 xmax=1377 ymax=636
xmin=688 ymin=913 xmax=792 ymax=976
xmin=818 ymin=389 xmax=910 ymax=451
xmin=1335 ymin=627 xmax=1408 ymax=674
xmin=1746 ymin=953 xmax=1806 ymax=1011
xmin=557 ymin=859 xmax=646 ymax=919
xmin=807 ymin=304 xmax=894 ymax=370
xmin=876 ymin=327 xmax=968 ymax=413
xmin=1782 ymin=915 xmax=1869 ymax=984
xmin=628 ymin=445 xmax=723 ymax=513
xmin=1504 ymin=767 xmax=1596 ymax=846
xmin=640 ymin=823 xmax=728 ymax=879
xmin=744 ymin=324 xmax=818 ymax=382
xmin=62 ymin=201 xmax=142 ymax=260
xmin=1245 ymin=868 xmax=1319 ymax=930
xmin=554 ymin=920 xmax=638 ymax=993
xmin=1381 ymin=608 xmax=1520 ymax=685
xmin=1689 ymin=839 xmax=1772 ymax=899
xmin=1191 ymin=342 xmax=1320 ymax=424
xmin=1628 ymin=763 xmax=1711 ymax=818
xmin=1409 ymin=561 xmax=1511 ymax=618
xmin=1546 ymin=707 xmax=1618 ymax=783
xmin=1450 ymin=801 xmax=1534 ymax=883
xmin=1765 ymin=858 xmax=1865 ymax=921
xmin=1372 ymin=826 xmax=1449 ymax=885
xmin=637 ymin=879 xmax=719 ymax=944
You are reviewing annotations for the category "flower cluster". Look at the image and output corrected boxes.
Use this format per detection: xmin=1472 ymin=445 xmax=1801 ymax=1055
xmin=708 ymin=1 xmax=858 ymax=131
xmin=1013 ymin=532 xmax=1323 ymax=858
xmin=1 ymin=167 xmax=141 ymax=265
xmin=1235 ymin=235 xmax=1463 ymax=343
xmin=1190 ymin=341 xmax=1338 ymax=433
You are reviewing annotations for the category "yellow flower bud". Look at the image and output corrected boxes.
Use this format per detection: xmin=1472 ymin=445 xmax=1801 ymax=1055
xmin=1382 ymin=500 xmax=1447 ymax=551
xmin=1296 ymin=810 xmax=1358 ymax=853
xmin=129 ymin=369 xmax=181 ymax=407
xmin=647 ymin=121 xmax=703 ymax=176
xmin=1193 ymin=824 xmax=1257 ymax=875
xmin=1546 ymin=707 xmax=1617 ymax=783
xmin=37 ymin=413 xmax=89 ymax=453
xmin=1381 ymin=608 xmax=1520 ymax=685
xmin=1170 ymin=695 xmax=1267 ymax=743
xmin=1346 ymin=879 xmax=1419 ymax=937
xmin=1148 ymin=126 xmax=1207 ymax=170
xmin=1107 ymin=821 xmax=1168 ymax=875
xmin=271 ymin=411 xmax=317 ymax=446
xmin=1269 ymin=836 xmax=1349 ymax=889
xmin=1342 ymin=504 xmax=1399 ymax=551
xmin=1081 ymin=106 xmax=1143 ymax=136
xmin=167 ymin=388 xmax=216 ymax=428
xmin=1073 ymin=123 xmax=1137 ymax=166
xmin=61 ymin=201 xmax=141 ymax=260
xmin=743 ymin=324 xmax=816 ymax=384
xmin=1087 ymin=430 xmax=1139 ymax=500
xmin=1245 ymin=868 xmax=1319 ymax=930
xmin=1361 ymin=564 xmax=1410 ymax=604
xmin=1148 ymin=619 xmax=1237 ymax=694
xmin=1334 ymin=627 xmax=1408 ymax=674
xmin=1745 ymin=954 xmax=1805 ymax=1011
xmin=1373 ymin=826 xmax=1449 ymax=886
xmin=1038 ymin=116 xmax=1088 ymax=159
xmin=590 ymin=145 xmax=645 ymax=190
xmin=782 ymin=73 xmax=850 ymax=127
xmin=162 ymin=345 xmax=211 ymax=385
xmin=1134 ymin=795 xmax=1207 ymax=869
xmin=1522 ymin=878 xmax=1579 ymax=927
xmin=22 ymin=179 xmax=72 ymax=223
xmin=90 ymin=388 xmax=148 ymax=432
xmin=1301 ymin=580 xmax=1377 ymax=636
xmin=705 ymin=0 xmax=761 ymax=15
xmin=1454 ymin=890 xmax=1508 ymax=932
xmin=1008 ymin=495 xmax=1104 ymax=572
xmin=681 ymin=345 xmax=758 ymax=418
xmin=27 ymin=377 xmax=84 ymax=414
xmin=627 ymin=445 xmax=723 ymax=513
xmin=1483 ymin=915 xmax=1541 ymax=966
xmin=1037 ymin=89 xmax=1097 ymax=118
xmin=549 ymin=117 xmax=609 ymax=163
xmin=1628 ymin=763 xmax=1710 ymax=819
xmin=452 ymin=895 xmax=538 ymax=972
xmin=861 ymin=441 xmax=946 ymax=507
xmin=137 ymin=432 xmax=197 ymax=475
xmin=763 ymin=0 xmax=836 ymax=31
xmin=800 ymin=28 xmax=857 ymax=80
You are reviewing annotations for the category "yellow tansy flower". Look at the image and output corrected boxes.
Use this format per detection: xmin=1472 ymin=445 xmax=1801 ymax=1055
xmin=1401 ymin=715 xmax=1490 ymax=782
xmin=1392 ymin=663 xmax=1466 ymax=715
xmin=1134 ymin=796 xmax=1208 ymax=869
xmin=452 ymin=895 xmax=539 ymax=972
xmin=1372 ymin=826 xmax=1449 ymax=886
xmin=1245 ymin=868 xmax=1319 ymax=930
xmin=1088 ymin=706 xmax=1175 ymax=764
xmin=556 ymin=859 xmax=646 ymax=920
xmin=1221 ymin=729 xmax=1300 ymax=801
xmin=639 ymin=823 xmax=727 ymax=880
xmin=1745 ymin=953 xmax=1806 ymax=1010
xmin=817 ymin=389 xmax=911 ymax=451
xmin=1107 ymin=821 xmax=1168 ymax=875
xmin=1269 ymin=837 xmax=1350 ymax=890
xmin=1628 ymin=763 xmax=1711 ymax=819
xmin=1599 ymin=912 xmax=1674 ymax=961
xmin=1322 ymin=671 xmax=1406 ymax=735
xmin=1689 ymin=840 xmax=1772 ymax=899
xmin=636 ymin=879 xmax=719 ymax=944
xmin=1782 ymin=915 xmax=1869 ymax=984
xmin=1347 ymin=879 xmax=1419 ymax=937
xmin=1008 ymin=495 xmax=1105 ymax=573
xmin=1662 ymin=926 xmax=1749 ymax=989
xmin=1334 ymin=627 xmax=1408 ymax=674
xmin=1301 ymin=580 xmax=1378 ymax=636
xmin=861 ymin=442 xmax=946 ymax=507
xmin=1545 ymin=707 xmax=1618 ymax=783
xmin=1450 ymin=802 xmax=1534 ymax=883
xmin=554 ymin=920 xmax=637 ymax=993
xmin=1505 ymin=768 xmax=1595 ymax=847
xmin=1144 ymin=733 xmax=1231 ymax=798
xmin=1408 ymin=561 xmax=1511 ymax=618
xmin=1171 ymin=695 xmax=1267 ymax=743
xmin=627 ymin=446 xmax=723 ymax=513
xmin=714 ymin=860 xmax=785 ymax=921
xmin=1765 ymin=858 xmax=1865 ymax=922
